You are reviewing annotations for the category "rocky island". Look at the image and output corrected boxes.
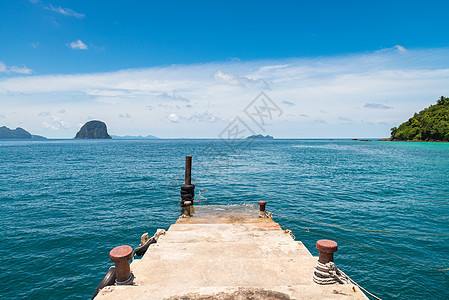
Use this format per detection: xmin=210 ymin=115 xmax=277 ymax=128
xmin=0 ymin=126 xmax=47 ymax=140
xmin=246 ymin=134 xmax=274 ymax=140
xmin=75 ymin=120 xmax=111 ymax=139
xmin=388 ymin=96 xmax=449 ymax=142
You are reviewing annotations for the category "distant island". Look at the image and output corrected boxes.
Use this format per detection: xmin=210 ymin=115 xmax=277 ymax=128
xmin=0 ymin=126 xmax=47 ymax=140
xmin=75 ymin=120 xmax=111 ymax=139
xmin=110 ymin=135 xmax=159 ymax=140
xmin=246 ymin=134 xmax=274 ymax=140
xmin=388 ymin=96 xmax=449 ymax=142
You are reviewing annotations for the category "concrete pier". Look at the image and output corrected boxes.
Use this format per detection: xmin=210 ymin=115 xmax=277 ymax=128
xmin=95 ymin=205 xmax=367 ymax=299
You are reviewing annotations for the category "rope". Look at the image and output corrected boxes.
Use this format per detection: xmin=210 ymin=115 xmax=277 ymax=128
xmin=259 ymin=210 xmax=272 ymax=218
xmin=313 ymin=261 xmax=350 ymax=284
xmin=338 ymin=268 xmax=383 ymax=300
xmin=283 ymin=224 xmax=449 ymax=273
xmin=271 ymin=212 xmax=449 ymax=237
xmin=133 ymin=229 xmax=166 ymax=259
xmin=284 ymin=229 xmax=295 ymax=240
xmin=313 ymin=258 xmax=382 ymax=299
xmin=198 ymin=189 xmax=208 ymax=202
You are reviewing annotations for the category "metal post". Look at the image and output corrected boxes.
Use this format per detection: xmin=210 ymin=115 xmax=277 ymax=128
xmin=316 ymin=239 xmax=338 ymax=264
xmin=185 ymin=156 xmax=192 ymax=185
xmin=258 ymin=201 xmax=266 ymax=217
xmin=184 ymin=201 xmax=192 ymax=217
xmin=109 ymin=245 xmax=134 ymax=285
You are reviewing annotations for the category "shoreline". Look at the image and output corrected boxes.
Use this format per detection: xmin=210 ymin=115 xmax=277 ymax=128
xmin=377 ymin=138 xmax=449 ymax=143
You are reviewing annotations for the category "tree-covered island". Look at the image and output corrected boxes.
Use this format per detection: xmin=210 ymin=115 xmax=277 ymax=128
xmin=389 ymin=96 xmax=449 ymax=142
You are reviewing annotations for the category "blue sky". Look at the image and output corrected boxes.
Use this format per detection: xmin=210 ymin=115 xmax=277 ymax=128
xmin=1 ymin=1 xmax=449 ymax=138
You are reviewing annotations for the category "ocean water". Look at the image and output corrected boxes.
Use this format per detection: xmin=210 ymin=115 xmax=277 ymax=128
xmin=1 ymin=139 xmax=448 ymax=299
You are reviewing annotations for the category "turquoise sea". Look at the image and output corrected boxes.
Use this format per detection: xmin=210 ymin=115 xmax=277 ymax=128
xmin=1 ymin=139 xmax=449 ymax=299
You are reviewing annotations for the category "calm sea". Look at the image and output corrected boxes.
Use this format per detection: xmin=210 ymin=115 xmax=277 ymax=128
xmin=1 ymin=139 xmax=448 ymax=299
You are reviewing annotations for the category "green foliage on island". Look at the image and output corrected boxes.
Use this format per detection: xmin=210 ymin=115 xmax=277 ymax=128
xmin=390 ymin=96 xmax=449 ymax=141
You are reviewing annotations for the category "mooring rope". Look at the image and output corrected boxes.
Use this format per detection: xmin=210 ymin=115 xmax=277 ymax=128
xmin=312 ymin=260 xmax=383 ymax=299
xmin=198 ymin=188 xmax=208 ymax=202
xmin=271 ymin=212 xmax=449 ymax=237
xmin=313 ymin=261 xmax=350 ymax=284
xmin=280 ymin=223 xmax=449 ymax=273
xmin=338 ymin=268 xmax=383 ymax=300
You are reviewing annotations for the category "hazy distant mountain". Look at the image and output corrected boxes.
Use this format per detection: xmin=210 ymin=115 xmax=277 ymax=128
xmin=246 ymin=134 xmax=274 ymax=140
xmin=0 ymin=126 xmax=47 ymax=140
xmin=110 ymin=134 xmax=159 ymax=140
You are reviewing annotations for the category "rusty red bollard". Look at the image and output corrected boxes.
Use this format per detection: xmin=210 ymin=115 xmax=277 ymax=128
xmin=316 ymin=239 xmax=338 ymax=264
xmin=184 ymin=201 xmax=192 ymax=217
xmin=109 ymin=245 xmax=134 ymax=285
xmin=258 ymin=201 xmax=266 ymax=217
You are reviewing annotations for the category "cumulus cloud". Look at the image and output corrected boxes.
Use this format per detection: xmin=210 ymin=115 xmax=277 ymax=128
xmin=68 ymin=40 xmax=88 ymax=50
xmin=376 ymin=45 xmax=407 ymax=54
xmin=2 ymin=46 xmax=449 ymax=137
xmin=38 ymin=111 xmax=51 ymax=117
xmin=214 ymin=70 xmax=270 ymax=89
xmin=282 ymin=100 xmax=295 ymax=106
xmin=394 ymin=45 xmax=407 ymax=52
xmin=47 ymin=4 xmax=85 ymax=18
xmin=0 ymin=61 xmax=33 ymax=74
xmin=42 ymin=116 xmax=67 ymax=130
xmin=158 ymin=91 xmax=190 ymax=102
xmin=58 ymin=109 xmax=66 ymax=113
xmin=364 ymin=103 xmax=393 ymax=110
xmin=168 ymin=113 xmax=179 ymax=123
xmin=187 ymin=111 xmax=223 ymax=123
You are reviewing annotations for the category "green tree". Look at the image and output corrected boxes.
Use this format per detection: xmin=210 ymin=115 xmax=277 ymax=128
xmin=391 ymin=96 xmax=449 ymax=141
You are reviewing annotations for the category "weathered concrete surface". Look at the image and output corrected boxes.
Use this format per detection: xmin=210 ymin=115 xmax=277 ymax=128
xmin=96 ymin=205 xmax=367 ymax=299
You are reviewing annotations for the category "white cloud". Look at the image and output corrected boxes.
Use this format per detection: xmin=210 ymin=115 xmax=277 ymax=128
xmin=282 ymin=100 xmax=295 ymax=106
xmin=394 ymin=45 xmax=407 ymax=52
xmin=364 ymin=103 xmax=393 ymax=110
xmin=1 ymin=46 xmax=449 ymax=138
xmin=42 ymin=116 xmax=68 ymax=130
xmin=376 ymin=45 xmax=407 ymax=54
xmin=8 ymin=66 xmax=33 ymax=74
xmin=0 ymin=61 xmax=33 ymax=74
xmin=68 ymin=40 xmax=88 ymax=50
xmin=158 ymin=91 xmax=190 ymax=102
xmin=214 ymin=70 xmax=271 ymax=89
xmin=47 ymin=4 xmax=85 ymax=18
xmin=187 ymin=111 xmax=223 ymax=123
xmin=38 ymin=111 xmax=51 ymax=117
xmin=168 ymin=113 xmax=179 ymax=123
